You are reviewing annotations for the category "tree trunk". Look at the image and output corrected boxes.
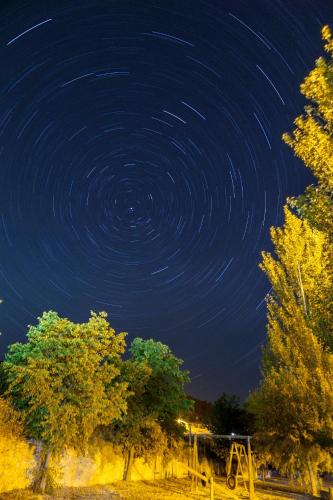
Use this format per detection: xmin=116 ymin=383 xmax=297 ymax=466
xmin=123 ymin=450 xmax=128 ymax=481
xmin=306 ymin=461 xmax=318 ymax=497
xmin=123 ymin=447 xmax=135 ymax=481
xmin=33 ymin=448 xmax=51 ymax=493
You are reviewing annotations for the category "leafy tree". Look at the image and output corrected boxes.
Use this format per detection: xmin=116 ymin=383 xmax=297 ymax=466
xmin=3 ymin=310 xmax=129 ymax=493
xmin=249 ymin=26 xmax=333 ymax=496
xmin=283 ymin=25 xmax=333 ymax=350
xmin=129 ymin=338 xmax=192 ymax=434
xmin=211 ymin=393 xmax=254 ymax=436
xmin=0 ymin=396 xmax=23 ymax=440
xmin=284 ymin=25 xmax=333 ymax=200
xmin=104 ymin=337 xmax=192 ymax=480
xmin=203 ymin=393 xmax=254 ymax=467
xmin=102 ymin=358 xmax=155 ymax=480
xmin=0 ymin=362 xmax=8 ymax=395
xmin=261 ymin=208 xmax=332 ymax=352
xmin=249 ymin=209 xmax=333 ymax=494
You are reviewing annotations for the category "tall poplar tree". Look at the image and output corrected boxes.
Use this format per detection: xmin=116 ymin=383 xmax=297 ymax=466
xmin=283 ymin=25 xmax=333 ymax=351
xmin=249 ymin=26 xmax=333 ymax=495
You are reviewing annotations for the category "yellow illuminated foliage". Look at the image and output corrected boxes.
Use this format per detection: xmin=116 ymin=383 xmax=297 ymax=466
xmin=5 ymin=311 xmax=129 ymax=453
xmin=284 ymin=114 xmax=333 ymax=191
xmin=3 ymin=310 xmax=130 ymax=492
xmin=0 ymin=397 xmax=22 ymax=438
xmin=249 ymin=329 xmax=333 ymax=493
xmin=251 ymin=210 xmax=333 ymax=486
xmin=102 ymin=338 xmax=191 ymax=480
xmin=283 ymin=25 xmax=333 ymax=250
xmin=261 ymin=208 xmax=333 ymax=350
xmin=0 ymin=398 xmax=33 ymax=492
xmin=249 ymin=26 xmax=333 ymax=496
xmin=283 ymin=26 xmax=333 ymax=192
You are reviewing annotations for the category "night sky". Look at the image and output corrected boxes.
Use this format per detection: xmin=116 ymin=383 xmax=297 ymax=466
xmin=1 ymin=1 xmax=332 ymax=402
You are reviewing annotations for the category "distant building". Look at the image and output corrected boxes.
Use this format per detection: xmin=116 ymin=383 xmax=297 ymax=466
xmin=177 ymin=418 xmax=211 ymax=435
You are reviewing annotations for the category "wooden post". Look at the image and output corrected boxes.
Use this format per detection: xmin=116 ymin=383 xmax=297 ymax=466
xmin=188 ymin=425 xmax=192 ymax=477
xmin=190 ymin=436 xmax=194 ymax=491
xmin=226 ymin=442 xmax=233 ymax=477
xmin=193 ymin=434 xmax=198 ymax=492
xmin=210 ymin=476 xmax=214 ymax=500
xmin=247 ymin=438 xmax=255 ymax=499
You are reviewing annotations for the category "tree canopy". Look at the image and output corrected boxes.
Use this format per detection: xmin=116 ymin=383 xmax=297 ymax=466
xmin=211 ymin=393 xmax=254 ymax=436
xmin=129 ymin=337 xmax=192 ymax=431
xmin=4 ymin=311 xmax=129 ymax=453
xmin=249 ymin=26 xmax=333 ymax=496
xmin=103 ymin=337 xmax=192 ymax=480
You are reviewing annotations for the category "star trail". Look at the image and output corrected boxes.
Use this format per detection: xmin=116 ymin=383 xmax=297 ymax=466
xmin=0 ymin=0 xmax=332 ymax=401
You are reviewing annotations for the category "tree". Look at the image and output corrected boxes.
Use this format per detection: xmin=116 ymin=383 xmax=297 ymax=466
xmin=283 ymin=24 xmax=333 ymax=350
xmin=283 ymin=25 xmax=333 ymax=197
xmin=261 ymin=208 xmax=332 ymax=352
xmin=249 ymin=209 xmax=333 ymax=494
xmin=129 ymin=338 xmax=192 ymax=434
xmin=0 ymin=396 xmax=23 ymax=440
xmin=0 ymin=362 xmax=8 ymax=395
xmin=203 ymin=393 xmax=254 ymax=466
xmin=248 ymin=26 xmax=333 ymax=496
xmin=211 ymin=393 xmax=254 ymax=436
xmin=3 ymin=310 xmax=129 ymax=493
xmin=102 ymin=357 xmax=156 ymax=481
xmin=104 ymin=337 xmax=192 ymax=480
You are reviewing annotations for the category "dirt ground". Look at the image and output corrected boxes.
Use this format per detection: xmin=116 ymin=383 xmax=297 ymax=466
xmin=0 ymin=478 xmax=315 ymax=500
xmin=109 ymin=478 xmax=313 ymax=499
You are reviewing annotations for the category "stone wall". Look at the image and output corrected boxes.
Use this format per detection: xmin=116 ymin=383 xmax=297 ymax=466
xmin=0 ymin=435 xmax=34 ymax=492
xmin=0 ymin=438 xmax=207 ymax=492
xmin=56 ymin=443 xmax=189 ymax=486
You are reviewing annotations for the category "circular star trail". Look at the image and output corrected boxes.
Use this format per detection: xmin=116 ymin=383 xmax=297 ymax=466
xmin=0 ymin=0 xmax=332 ymax=400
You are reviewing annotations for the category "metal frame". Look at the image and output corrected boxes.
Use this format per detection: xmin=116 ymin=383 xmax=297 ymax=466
xmin=187 ymin=432 xmax=256 ymax=499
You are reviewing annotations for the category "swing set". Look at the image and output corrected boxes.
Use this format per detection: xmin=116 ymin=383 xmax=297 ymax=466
xmin=186 ymin=432 xmax=256 ymax=499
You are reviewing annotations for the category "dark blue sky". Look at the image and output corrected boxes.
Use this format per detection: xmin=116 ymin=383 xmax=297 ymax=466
xmin=0 ymin=0 xmax=332 ymax=401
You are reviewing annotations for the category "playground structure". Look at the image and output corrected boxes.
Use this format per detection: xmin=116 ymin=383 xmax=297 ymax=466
xmin=226 ymin=440 xmax=255 ymax=497
xmin=186 ymin=432 xmax=256 ymax=499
